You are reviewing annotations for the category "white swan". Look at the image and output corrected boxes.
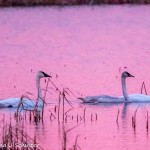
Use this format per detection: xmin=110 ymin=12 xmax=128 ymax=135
xmin=78 ymin=71 xmax=134 ymax=103
xmin=0 ymin=71 xmax=51 ymax=108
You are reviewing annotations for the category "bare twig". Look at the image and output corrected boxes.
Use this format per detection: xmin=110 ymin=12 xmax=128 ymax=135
xmin=141 ymin=81 xmax=148 ymax=95
xmin=116 ymin=109 xmax=120 ymax=123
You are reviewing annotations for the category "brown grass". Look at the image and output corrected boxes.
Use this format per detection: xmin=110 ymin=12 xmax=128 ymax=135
xmin=1 ymin=116 xmax=44 ymax=150
xmin=0 ymin=0 xmax=150 ymax=6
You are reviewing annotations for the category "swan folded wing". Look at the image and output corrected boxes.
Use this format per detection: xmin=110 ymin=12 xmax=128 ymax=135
xmin=79 ymin=95 xmax=125 ymax=103
xmin=95 ymin=95 xmax=124 ymax=103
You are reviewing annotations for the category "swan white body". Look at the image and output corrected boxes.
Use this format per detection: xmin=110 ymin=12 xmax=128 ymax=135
xmin=0 ymin=71 xmax=51 ymax=109
xmin=122 ymin=94 xmax=150 ymax=103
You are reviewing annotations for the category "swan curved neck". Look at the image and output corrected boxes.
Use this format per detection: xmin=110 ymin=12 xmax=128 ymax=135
xmin=121 ymin=76 xmax=128 ymax=101
xmin=36 ymin=76 xmax=43 ymax=107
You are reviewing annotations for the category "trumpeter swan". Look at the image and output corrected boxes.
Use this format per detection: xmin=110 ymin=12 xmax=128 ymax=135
xmin=78 ymin=71 xmax=134 ymax=103
xmin=0 ymin=71 xmax=51 ymax=108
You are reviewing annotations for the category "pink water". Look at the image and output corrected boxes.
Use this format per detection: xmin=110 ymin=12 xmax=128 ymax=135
xmin=0 ymin=5 xmax=150 ymax=150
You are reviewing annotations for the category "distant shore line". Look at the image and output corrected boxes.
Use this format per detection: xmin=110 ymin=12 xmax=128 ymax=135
xmin=0 ymin=0 xmax=150 ymax=6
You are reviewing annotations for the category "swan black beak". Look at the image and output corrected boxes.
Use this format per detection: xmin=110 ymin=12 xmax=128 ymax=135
xmin=42 ymin=72 xmax=51 ymax=78
xmin=129 ymin=74 xmax=134 ymax=78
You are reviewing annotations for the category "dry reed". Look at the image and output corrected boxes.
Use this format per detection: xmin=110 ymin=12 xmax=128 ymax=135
xmin=146 ymin=111 xmax=149 ymax=131
xmin=0 ymin=116 xmax=44 ymax=150
xmin=62 ymin=125 xmax=80 ymax=150
xmin=141 ymin=81 xmax=147 ymax=95
xmin=132 ymin=105 xmax=140 ymax=129
xmin=116 ymin=109 xmax=120 ymax=123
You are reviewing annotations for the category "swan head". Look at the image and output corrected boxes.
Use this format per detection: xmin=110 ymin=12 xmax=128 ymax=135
xmin=122 ymin=71 xmax=134 ymax=78
xmin=37 ymin=71 xmax=51 ymax=79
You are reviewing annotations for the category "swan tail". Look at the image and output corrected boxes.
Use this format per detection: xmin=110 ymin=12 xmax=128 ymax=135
xmin=78 ymin=97 xmax=86 ymax=102
xmin=78 ymin=97 xmax=94 ymax=103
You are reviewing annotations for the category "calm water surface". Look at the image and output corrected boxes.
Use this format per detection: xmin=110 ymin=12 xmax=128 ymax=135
xmin=0 ymin=5 xmax=150 ymax=150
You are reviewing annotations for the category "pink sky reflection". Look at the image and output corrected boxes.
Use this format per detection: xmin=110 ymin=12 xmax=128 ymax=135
xmin=0 ymin=6 xmax=150 ymax=150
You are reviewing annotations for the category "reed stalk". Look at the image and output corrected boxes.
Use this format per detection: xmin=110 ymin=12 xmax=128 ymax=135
xmin=132 ymin=105 xmax=140 ymax=129
xmin=83 ymin=107 xmax=86 ymax=122
xmin=116 ymin=109 xmax=120 ymax=123
xmin=146 ymin=111 xmax=149 ymax=131
xmin=141 ymin=81 xmax=148 ymax=95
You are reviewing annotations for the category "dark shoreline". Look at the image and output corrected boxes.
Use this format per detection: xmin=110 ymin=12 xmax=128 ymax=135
xmin=0 ymin=0 xmax=150 ymax=7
